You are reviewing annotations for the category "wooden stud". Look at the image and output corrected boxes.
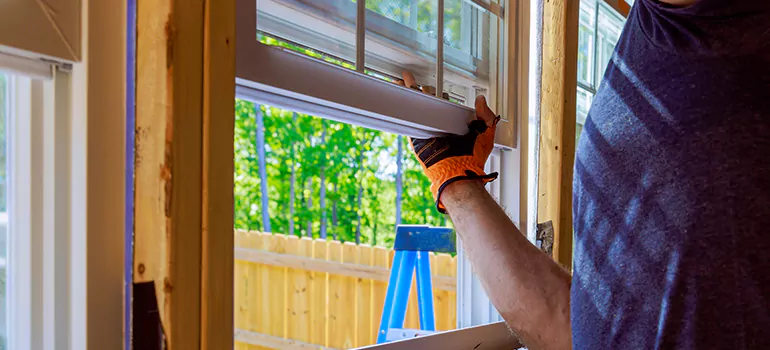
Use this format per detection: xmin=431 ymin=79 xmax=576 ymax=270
xmin=134 ymin=0 xmax=204 ymax=348
xmin=200 ymin=0 xmax=236 ymax=347
xmin=134 ymin=0 xmax=235 ymax=347
xmin=537 ymin=0 xmax=579 ymax=270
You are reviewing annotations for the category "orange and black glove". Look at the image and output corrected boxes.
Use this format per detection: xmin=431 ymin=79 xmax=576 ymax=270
xmin=410 ymin=95 xmax=500 ymax=214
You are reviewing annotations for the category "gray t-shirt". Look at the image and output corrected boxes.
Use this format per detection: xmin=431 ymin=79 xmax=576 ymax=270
xmin=572 ymin=0 xmax=770 ymax=348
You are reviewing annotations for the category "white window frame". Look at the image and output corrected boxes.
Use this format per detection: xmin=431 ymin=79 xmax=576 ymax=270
xmin=3 ymin=68 xmax=82 ymax=350
xmin=236 ymin=0 xmax=517 ymax=144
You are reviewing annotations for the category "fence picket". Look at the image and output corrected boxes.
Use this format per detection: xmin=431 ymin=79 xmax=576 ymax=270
xmin=355 ymin=244 xmax=374 ymax=347
xmin=311 ymin=238 xmax=329 ymax=347
xmin=266 ymin=234 xmax=288 ymax=339
xmin=287 ymin=236 xmax=312 ymax=342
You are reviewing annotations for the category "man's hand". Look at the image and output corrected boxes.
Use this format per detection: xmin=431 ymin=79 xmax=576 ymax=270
xmin=409 ymin=95 xmax=500 ymax=213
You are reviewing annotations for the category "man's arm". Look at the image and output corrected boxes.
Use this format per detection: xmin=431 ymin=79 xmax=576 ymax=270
xmin=442 ymin=180 xmax=572 ymax=350
xmin=408 ymin=95 xmax=572 ymax=349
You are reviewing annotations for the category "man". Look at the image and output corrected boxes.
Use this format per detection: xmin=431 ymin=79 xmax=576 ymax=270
xmin=410 ymin=0 xmax=769 ymax=348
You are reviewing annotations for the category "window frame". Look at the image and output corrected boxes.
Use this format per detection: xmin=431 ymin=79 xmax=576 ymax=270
xmin=236 ymin=0 xmax=530 ymax=331
xmin=235 ymin=0 xmax=517 ymax=147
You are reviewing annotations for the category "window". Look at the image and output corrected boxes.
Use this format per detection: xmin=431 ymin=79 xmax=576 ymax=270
xmin=238 ymin=0 xmax=514 ymax=146
xmin=576 ymin=0 xmax=625 ymax=142
xmin=234 ymin=1 xmax=526 ymax=347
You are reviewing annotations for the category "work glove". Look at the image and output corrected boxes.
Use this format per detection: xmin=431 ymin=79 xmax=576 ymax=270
xmin=410 ymin=95 xmax=500 ymax=214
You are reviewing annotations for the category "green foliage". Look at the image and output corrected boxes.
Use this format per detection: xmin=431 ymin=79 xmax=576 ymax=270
xmin=234 ymin=99 xmax=445 ymax=247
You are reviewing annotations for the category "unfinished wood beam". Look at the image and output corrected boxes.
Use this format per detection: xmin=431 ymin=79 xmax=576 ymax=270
xmin=135 ymin=0 xmax=235 ymax=348
xmin=537 ymin=0 xmax=579 ymax=270
xmin=201 ymin=0 xmax=236 ymax=348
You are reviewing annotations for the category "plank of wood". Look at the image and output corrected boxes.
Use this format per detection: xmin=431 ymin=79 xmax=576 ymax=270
xmin=235 ymin=248 xmax=456 ymax=291
xmin=235 ymin=329 xmax=341 ymax=350
xmin=287 ymin=236 xmax=313 ymax=342
xmin=134 ymin=0 xmax=205 ymax=347
xmin=328 ymin=241 xmax=356 ymax=348
xmin=251 ymin=233 xmax=271 ymax=350
xmin=435 ymin=253 xmax=457 ymax=331
xmin=200 ymin=0 xmax=236 ymax=348
xmin=311 ymin=239 xmax=329 ymax=347
xmin=537 ymin=0 xmax=579 ymax=270
xmin=372 ymin=246 xmax=390 ymax=342
xmin=268 ymin=234 xmax=288 ymax=339
xmin=404 ymin=274 xmax=420 ymax=330
xmin=356 ymin=244 xmax=374 ymax=347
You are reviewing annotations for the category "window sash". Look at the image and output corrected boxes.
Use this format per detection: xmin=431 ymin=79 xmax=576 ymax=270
xmin=236 ymin=0 xmax=516 ymax=146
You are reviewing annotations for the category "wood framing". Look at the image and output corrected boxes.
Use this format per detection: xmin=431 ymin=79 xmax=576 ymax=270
xmin=537 ymin=0 xmax=579 ymax=270
xmin=201 ymin=0 xmax=236 ymax=347
xmin=134 ymin=0 xmax=235 ymax=348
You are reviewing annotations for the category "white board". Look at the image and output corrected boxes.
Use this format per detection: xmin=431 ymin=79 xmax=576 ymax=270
xmin=356 ymin=322 xmax=523 ymax=350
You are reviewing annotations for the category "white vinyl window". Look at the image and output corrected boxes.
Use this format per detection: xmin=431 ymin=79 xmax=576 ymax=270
xmin=576 ymin=0 xmax=625 ymax=140
xmin=237 ymin=0 xmax=514 ymax=146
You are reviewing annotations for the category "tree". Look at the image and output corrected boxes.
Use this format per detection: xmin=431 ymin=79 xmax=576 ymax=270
xmin=256 ymin=104 xmax=271 ymax=232
xmin=395 ymin=135 xmax=404 ymax=226
xmin=319 ymin=122 xmax=328 ymax=238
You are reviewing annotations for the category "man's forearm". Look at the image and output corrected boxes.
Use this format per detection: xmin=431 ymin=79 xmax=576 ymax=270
xmin=442 ymin=180 xmax=572 ymax=350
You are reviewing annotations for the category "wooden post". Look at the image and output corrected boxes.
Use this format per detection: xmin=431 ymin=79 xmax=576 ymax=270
xmin=134 ymin=0 xmax=235 ymax=348
xmin=201 ymin=0 xmax=236 ymax=348
xmin=537 ymin=0 xmax=579 ymax=270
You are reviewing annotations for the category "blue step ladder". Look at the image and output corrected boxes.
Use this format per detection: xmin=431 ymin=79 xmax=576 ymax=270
xmin=376 ymin=225 xmax=456 ymax=343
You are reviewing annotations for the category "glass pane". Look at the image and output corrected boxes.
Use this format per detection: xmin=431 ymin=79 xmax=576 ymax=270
xmin=364 ymin=0 xmax=438 ymax=88
xmin=0 ymin=73 xmax=7 ymax=349
xmin=443 ymin=0 xmax=500 ymax=108
xmin=595 ymin=3 xmax=624 ymax=87
xmin=257 ymin=0 xmax=359 ymax=69
xmin=576 ymin=86 xmax=593 ymax=144
xmin=577 ymin=0 xmax=596 ymax=88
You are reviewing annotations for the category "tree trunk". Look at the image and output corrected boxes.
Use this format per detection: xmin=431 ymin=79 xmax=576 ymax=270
xmin=355 ymin=134 xmax=365 ymax=244
xmin=319 ymin=124 xmax=327 ymax=239
xmin=289 ymin=113 xmax=297 ymax=235
xmin=306 ymin=177 xmax=313 ymax=237
xmin=395 ymin=135 xmax=404 ymax=227
xmin=255 ymin=104 xmax=271 ymax=232
xmin=332 ymin=182 xmax=338 ymax=240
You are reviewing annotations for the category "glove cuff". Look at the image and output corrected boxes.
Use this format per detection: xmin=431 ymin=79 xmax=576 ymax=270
xmin=426 ymin=156 xmax=499 ymax=214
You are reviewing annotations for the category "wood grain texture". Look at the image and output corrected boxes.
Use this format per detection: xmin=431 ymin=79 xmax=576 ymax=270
xmin=287 ymin=237 xmax=313 ymax=342
xmin=200 ymin=0 xmax=236 ymax=348
xmin=537 ymin=0 xmax=579 ymax=270
xmin=356 ymin=245 xmax=374 ymax=346
xmin=234 ymin=247 xmax=456 ymax=291
xmin=134 ymin=0 xmax=207 ymax=348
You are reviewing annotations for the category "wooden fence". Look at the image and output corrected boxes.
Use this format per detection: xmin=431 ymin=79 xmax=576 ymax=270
xmin=234 ymin=230 xmax=457 ymax=350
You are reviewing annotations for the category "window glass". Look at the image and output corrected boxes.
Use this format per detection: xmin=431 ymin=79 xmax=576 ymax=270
xmin=257 ymin=0 xmax=359 ymax=67
xmin=364 ymin=0 xmax=438 ymax=88
xmin=254 ymin=0 xmax=503 ymax=109
xmin=595 ymin=2 xmax=624 ymax=87
xmin=443 ymin=0 xmax=498 ymax=107
xmin=0 ymin=73 xmax=8 ymax=349
xmin=577 ymin=0 xmax=596 ymax=87
xmin=576 ymin=1 xmax=625 ymax=143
